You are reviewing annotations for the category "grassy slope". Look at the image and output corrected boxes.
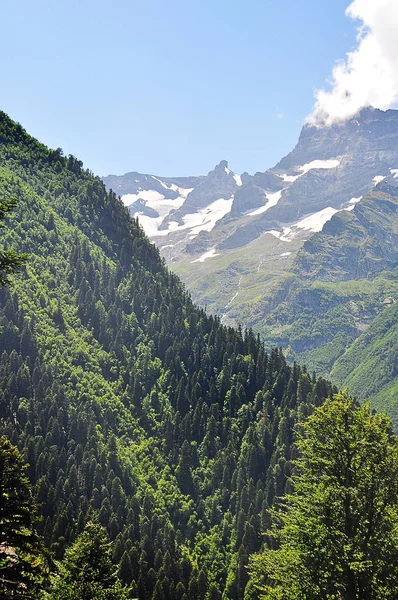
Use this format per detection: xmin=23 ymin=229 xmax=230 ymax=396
xmin=331 ymin=302 xmax=398 ymax=425
xmin=172 ymin=230 xmax=302 ymax=326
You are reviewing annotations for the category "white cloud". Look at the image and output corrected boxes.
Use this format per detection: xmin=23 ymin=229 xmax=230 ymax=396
xmin=310 ymin=0 xmax=398 ymax=126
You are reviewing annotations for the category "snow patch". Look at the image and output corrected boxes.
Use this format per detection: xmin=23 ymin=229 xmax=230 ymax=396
xmin=224 ymin=167 xmax=242 ymax=187
xmin=151 ymin=176 xmax=194 ymax=198
xmin=294 ymin=207 xmax=339 ymax=232
xmin=191 ymin=248 xmax=220 ymax=263
xmin=390 ymin=169 xmax=398 ymax=178
xmin=127 ymin=188 xmax=193 ymax=238
xmin=280 ymin=173 xmax=300 ymax=183
xmin=267 ymin=207 xmax=339 ymax=243
xmin=280 ymin=158 xmax=340 ymax=183
xmin=373 ymin=175 xmax=386 ymax=184
xmin=185 ymin=197 xmax=234 ymax=238
xmin=233 ymin=173 xmax=243 ymax=187
xmin=280 ymin=252 xmax=292 ymax=256
xmin=300 ymin=158 xmax=340 ymax=174
xmin=247 ymin=190 xmax=284 ymax=216
xmin=122 ymin=190 xmax=165 ymax=206
xmin=348 ymin=196 xmax=362 ymax=204
xmin=146 ymin=197 xmax=233 ymax=239
xmin=267 ymin=229 xmax=292 ymax=243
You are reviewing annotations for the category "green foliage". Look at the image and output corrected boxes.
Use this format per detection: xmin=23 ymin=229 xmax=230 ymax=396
xmin=0 ymin=436 xmax=46 ymax=598
xmin=332 ymin=301 xmax=398 ymax=426
xmin=249 ymin=393 xmax=398 ymax=599
xmin=0 ymin=197 xmax=28 ymax=286
xmin=43 ymin=522 xmax=128 ymax=600
xmin=252 ymin=186 xmax=398 ymax=425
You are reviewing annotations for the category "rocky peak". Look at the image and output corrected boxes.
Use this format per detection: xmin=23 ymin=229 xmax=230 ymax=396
xmin=213 ymin=159 xmax=229 ymax=172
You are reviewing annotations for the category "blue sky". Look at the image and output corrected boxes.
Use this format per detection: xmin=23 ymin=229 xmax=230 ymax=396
xmin=1 ymin=0 xmax=357 ymax=176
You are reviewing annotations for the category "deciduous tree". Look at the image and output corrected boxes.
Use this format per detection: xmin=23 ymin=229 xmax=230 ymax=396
xmin=44 ymin=522 xmax=128 ymax=600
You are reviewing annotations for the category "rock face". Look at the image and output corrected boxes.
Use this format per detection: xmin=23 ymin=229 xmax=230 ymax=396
xmin=216 ymin=108 xmax=398 ymax=250
xmin=159 ymin=160 xmax=239 ymax=229
xmin=230 ymin=185 xmax=267 ymax=217
xmin=102 ymin=171 xmax=204 ymax=199
xmin=103 ymin=107 xmax=398 ymax=255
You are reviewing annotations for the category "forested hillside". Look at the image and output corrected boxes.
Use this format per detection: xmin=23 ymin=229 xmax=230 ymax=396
xmin=0 ymin=112 xmax=339 ymax=598
xmin=254 ymin=182 xmax=398 ymax=426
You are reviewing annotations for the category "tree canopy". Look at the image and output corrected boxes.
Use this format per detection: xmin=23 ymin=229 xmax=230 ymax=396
xmin=0 ymin=436 xmax=46 ymax=598
xmin=43 ymin=522 xmax=129 ymax=600
xmin=249 ymin=392 xmax=398 ymax=599
xmin=0 ymin=197 xmax=27 ymax=286
xmin=0 ymin=111 xmax=339 ymax=598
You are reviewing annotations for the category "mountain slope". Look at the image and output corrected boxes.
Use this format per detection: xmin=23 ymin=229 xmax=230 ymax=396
xmin=331 ymin=301 xmax=398 ymax=425
xmin=0 ymin=112 xmax=337 ymax=599
xmin=251 ymin=179 xmax=398 ymax=425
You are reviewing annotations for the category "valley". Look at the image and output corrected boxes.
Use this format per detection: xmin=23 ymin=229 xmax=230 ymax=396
xmin=103 ymin=108 xmax=398 ymax=422
xmin=3 ymin=1 xmax=398 ymax=598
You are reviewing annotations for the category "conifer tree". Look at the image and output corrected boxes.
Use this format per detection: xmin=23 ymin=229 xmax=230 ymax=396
xmin=249 ymin=393 xmax=398 ymax=599
xmin=0 ymin=436 xmax=45 ymax=598
xmin=0 ymin=198 xmax=28 ymax=286
xmin=44 ymin=522 xmax=128 ymax=600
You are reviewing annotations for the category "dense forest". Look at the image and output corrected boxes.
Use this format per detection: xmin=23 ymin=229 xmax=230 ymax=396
xmin=0 ymin=112 xmax=397 ymax=599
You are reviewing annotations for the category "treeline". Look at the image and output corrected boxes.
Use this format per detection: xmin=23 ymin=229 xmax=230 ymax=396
xmin=0 ymin=112 xmax=337 ymax=598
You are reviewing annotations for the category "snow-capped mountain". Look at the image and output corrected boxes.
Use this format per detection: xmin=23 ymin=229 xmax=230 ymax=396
xmin=102 ymin=107 xmax=398 ymax=324
xmin=102 ymin=160 xmax=241 ymax=243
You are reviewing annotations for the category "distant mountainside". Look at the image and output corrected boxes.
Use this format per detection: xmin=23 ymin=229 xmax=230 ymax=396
xmin=0 ymin=111 xmax=337 ymax=599
xmin=254 ymin=179 xmax=398 ymax=426
xmin=103 ymin=107 xmax=398 ymax=322
xmin=103 ymin=108 xmax=398 ymax=423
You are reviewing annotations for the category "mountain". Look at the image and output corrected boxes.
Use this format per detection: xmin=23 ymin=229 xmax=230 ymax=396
xmin=103 ymin=108 xmax=398 ymax=326
xmin=0 ymin=112 xmax=337 ymax=599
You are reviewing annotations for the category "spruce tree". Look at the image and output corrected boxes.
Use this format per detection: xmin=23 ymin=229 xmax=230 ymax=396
xmin=44 ymin=522 xmax=128 ymax=600
xmin=249 ymin=393 xmax=398 ymax=599
xmin=0 ymin=436 xmax=45 ymax=598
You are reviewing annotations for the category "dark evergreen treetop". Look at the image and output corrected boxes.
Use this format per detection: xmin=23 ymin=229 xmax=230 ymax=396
xmin=0 ymin=436 xmax=46 ymax=598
